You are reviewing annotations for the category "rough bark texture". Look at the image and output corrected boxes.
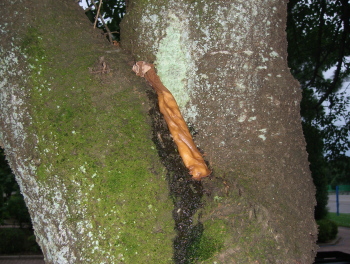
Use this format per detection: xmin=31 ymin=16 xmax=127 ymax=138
xmin=0 ymin=0 xmax=318 ymax=263
xmin=1 ymin=0 xmax=175 ymax=263
xmin=121 ymin=0 xmax=318 ymax=263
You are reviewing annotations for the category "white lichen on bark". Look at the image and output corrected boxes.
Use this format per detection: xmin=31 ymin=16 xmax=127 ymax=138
xmin=0 ymin=22 xmax=112 ymax=264
xmin=156 ymin=12 xmax=193 ymax=110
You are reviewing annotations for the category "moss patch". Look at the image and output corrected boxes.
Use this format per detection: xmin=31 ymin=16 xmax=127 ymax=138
xmin=186 ymin=221 xmax=225 ymax=262
xmin=16 ymin=1 xmax=175 ymax=262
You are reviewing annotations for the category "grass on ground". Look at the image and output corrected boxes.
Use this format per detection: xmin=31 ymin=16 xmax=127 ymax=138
xmin=327 ymin=212 xmax=350 ymax=228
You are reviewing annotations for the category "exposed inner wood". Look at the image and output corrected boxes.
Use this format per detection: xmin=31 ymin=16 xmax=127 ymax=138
xmin=133 ymin=61 xmax=211 ymax=180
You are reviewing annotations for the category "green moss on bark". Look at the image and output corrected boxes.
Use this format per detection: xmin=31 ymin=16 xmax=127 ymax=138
xmin=2 ymin=1 xmax=176 ymax=262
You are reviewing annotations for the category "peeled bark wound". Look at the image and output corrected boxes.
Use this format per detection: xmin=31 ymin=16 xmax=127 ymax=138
xmin=133 ymin=61 xmax=211 ymax=180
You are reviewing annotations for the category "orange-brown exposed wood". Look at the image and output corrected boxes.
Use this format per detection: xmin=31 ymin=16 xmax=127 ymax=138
xmin=132 ymin=61 xmax=211 ymax=180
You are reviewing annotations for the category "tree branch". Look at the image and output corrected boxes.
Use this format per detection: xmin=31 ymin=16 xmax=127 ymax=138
xmin=314 ymin=0 xmax=350 ymax=109
xmin=90 ymin=0 xmax=114 ymax=44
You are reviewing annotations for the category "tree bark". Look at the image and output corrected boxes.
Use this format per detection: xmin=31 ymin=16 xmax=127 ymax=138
xmin=0 ymin=1 xmax=174 ymax=263
xmin=0 ymin=0 xmax=317 ymax=263
xmin=121 ymin=0 xmax=317 ymax=263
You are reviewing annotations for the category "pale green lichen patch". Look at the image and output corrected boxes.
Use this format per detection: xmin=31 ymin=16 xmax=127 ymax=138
xmin=156 ymin=12 xmax=194 ymax=110
xmin=135 ymin=1 xmax=269 ymax=124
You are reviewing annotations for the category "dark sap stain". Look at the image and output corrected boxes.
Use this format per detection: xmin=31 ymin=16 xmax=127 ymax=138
xmin=147 ymin=90 xmax=205 ymax=264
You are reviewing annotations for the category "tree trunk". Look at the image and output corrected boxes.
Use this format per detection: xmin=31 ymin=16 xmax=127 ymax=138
xmin=0 ymin=0 xmax=318 ymax=263
xmin=0 ymin=1 xmax=175 ymax=263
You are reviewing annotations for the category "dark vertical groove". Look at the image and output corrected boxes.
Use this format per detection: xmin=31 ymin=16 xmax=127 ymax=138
xmin=146 ymin=90 xmax=204 ymax=264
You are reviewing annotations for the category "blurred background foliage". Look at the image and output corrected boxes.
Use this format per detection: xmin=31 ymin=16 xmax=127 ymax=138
xmin=83 ymin=0 xmax=126 ymax=41
xmin=0 ymin=148 xmax=40 ymax=254
xmin=0 ymin=148 xmax=31 ymax=227
xmin=287 ymin=0 xmax=350 ymax=221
